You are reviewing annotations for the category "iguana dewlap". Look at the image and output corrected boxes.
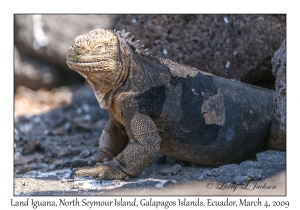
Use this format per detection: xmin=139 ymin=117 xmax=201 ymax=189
xmin=64 ymin=29 xmax=285 ymax=180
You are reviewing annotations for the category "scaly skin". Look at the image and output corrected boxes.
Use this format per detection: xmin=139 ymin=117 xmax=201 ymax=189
xmin=64 ymin=29 xmax=285 ymax=181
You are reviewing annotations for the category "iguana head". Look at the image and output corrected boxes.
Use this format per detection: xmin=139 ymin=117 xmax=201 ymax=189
xmin=66 ymin=29 xmax=137 ymax=109
xmin=66 ymin=29 xmax=119 ymax=73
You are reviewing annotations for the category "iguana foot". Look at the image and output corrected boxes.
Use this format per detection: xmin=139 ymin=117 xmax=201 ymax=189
xmin=60 ymin=151 xmax=113 ymax=170
xmin=69 ymin=161 xmax=129 ymax=181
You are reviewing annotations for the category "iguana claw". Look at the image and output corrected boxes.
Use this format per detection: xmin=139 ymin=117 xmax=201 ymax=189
xmin=69 ymin=168 xmax=78 ymax=181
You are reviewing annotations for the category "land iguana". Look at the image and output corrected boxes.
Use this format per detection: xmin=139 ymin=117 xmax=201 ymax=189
xmin=63 ymin=29 xmax=285 ymax=181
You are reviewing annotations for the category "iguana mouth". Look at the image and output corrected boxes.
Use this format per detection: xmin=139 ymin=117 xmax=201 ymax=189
xmin=66 ymin=59 xmax=110 ymax=72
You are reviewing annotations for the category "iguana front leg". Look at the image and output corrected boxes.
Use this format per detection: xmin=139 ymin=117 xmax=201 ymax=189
xmin=61 ymin=114 xmax=129 ymax=170
xmin=70 ymin=113 xmax=161 ymax=180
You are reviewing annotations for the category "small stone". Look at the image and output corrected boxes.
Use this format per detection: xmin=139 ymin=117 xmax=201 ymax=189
xmin=14 ymin=129 xmax=20 ymax=141
xmin=47 ymin=164 xmax=56 ymax=170
xmin=71 ymin=185 xmax=79 ymax=189
xmin=43 ymin=152 xmax=53 ymax=163
xmin=35 ymin=155 xmax=44 ymax=163
xmin=15 ymin=165 xmax=35 ymax=174
xmin=163 ymin=49 xmax=168 ymax=55
xmin=206 ymin=171 xmax=213 ymax=176
xmin=56 ymin=149 xmax=69 ymax=157
xmin=163 ymin=180 xmax=176 ymax=188
xmin=234 ymin=176 xmax=251 ymax=185
xmin=155 ymin=182 xmax=164 ymax=188
xmin=224 ymin=17 xmax=229 ymax=24
xmin=52 ymin=127 xmax=64 ymax=135
xmin=76 ymin=108 xmax=82 ymax=114
xmin=212 ymin=168 xmax=218 ymax=172
xmin=53 ymin=159 xmax=63 ymax=168
xmin=14 ymin=153 xmax=40 ymax=166
xmin=79 ymin=149 xmax=90 ymax=158
xmin=22 ymin=139 xmax=40 ymax=155
xmin=43 ymin=130 xmax=51 ymax=135
xmin=114 ymin=180 xmax=121 ymax=185
xmin=72 ymin=117 xmax=93 ymax=130
xmin=83 ymin=115 xmax=91 ymax=121
xmin=160 ymin=164 xmax=181 ymax=175
xmin=246 ymin=168 xmax=262 ymax=181
xmin=63 ymin=122 xmax=71 ymax=131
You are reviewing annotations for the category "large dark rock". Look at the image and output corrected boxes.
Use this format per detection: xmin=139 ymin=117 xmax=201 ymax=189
xmin=272 ymin=40 xmax=286 ymax=132
xmin=115 ymin=14 xmax=286 ymax=88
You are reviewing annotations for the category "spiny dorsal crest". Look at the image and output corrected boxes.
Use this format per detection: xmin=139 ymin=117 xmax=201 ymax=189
xmin=113 ymin=29 xmax=213 ymax=76
xmin=113 ymin=29 xmax=151 ymax=56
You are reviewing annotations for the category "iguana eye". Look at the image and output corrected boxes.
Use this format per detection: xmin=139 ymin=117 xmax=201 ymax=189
xmin=94 ymin=45 xmax=105 ymax=51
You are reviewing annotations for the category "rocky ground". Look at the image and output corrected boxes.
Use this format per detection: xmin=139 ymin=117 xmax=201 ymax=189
xmin=14 ymin=165 xmax=286 ymax=196
xmin=14 ymin=14 xmax=286 ymax=196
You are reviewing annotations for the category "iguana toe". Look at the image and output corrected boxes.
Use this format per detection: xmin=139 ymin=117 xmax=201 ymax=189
xmin=69 ymin=168 xmax=78 ymax=181
xmin=69 ymin=161 xmax=129 ymax=180
xmin=61 ymin=152 xmax=113 ymax=170
xmin=70 ymin=159 xmax=90 ymax=170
